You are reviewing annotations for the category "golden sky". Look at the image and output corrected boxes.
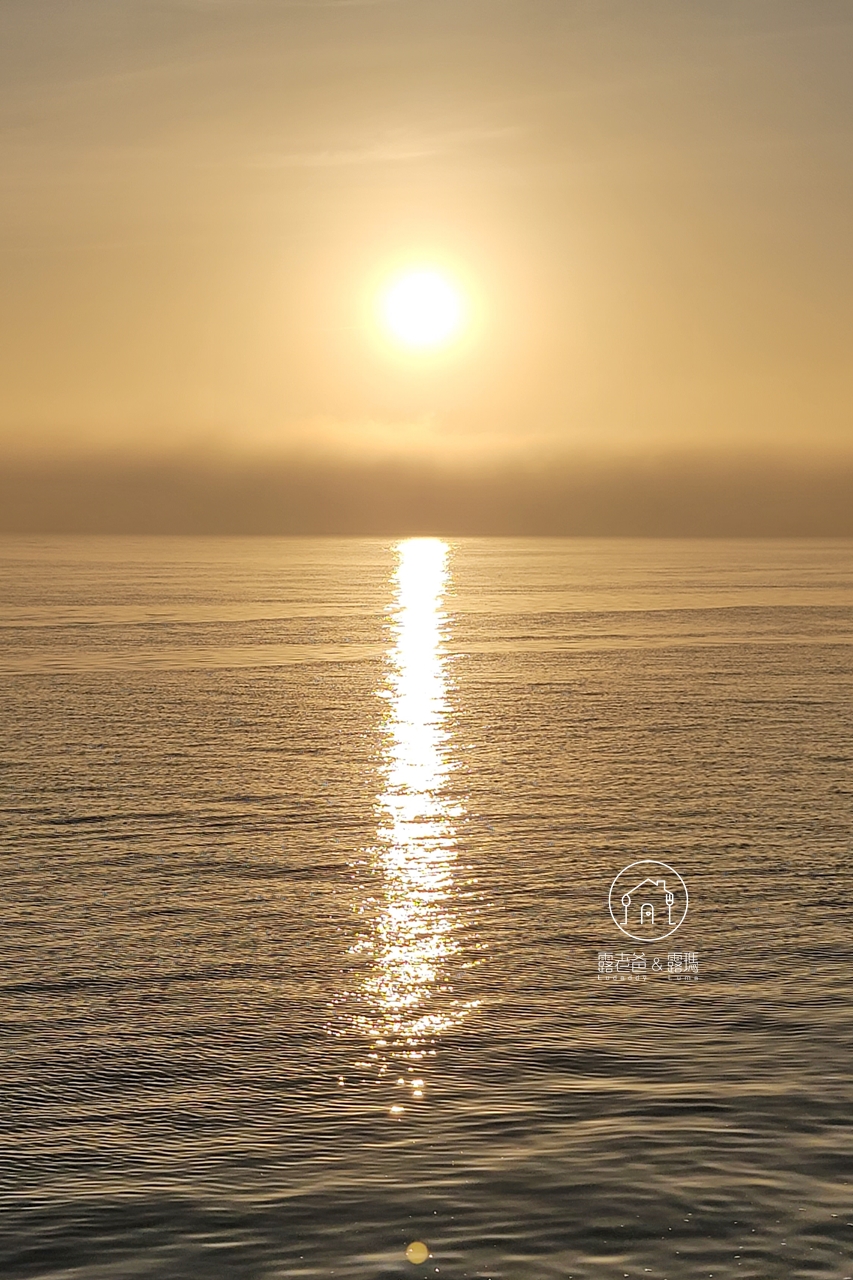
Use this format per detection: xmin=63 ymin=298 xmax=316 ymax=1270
xmin=1 ymin=0 xmax=852 ymax=528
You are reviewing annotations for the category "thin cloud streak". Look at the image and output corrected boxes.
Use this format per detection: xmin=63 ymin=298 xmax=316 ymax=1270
xmin=252 ymin=127 xmax=521 ymax=169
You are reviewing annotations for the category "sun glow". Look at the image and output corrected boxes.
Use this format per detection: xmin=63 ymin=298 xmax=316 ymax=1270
xmin=379 ymin=269 xmax=466 ymax=349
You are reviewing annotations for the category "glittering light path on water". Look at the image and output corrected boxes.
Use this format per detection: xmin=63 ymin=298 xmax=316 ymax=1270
xmin=339 ymin=538 xmax=479 ymax=1104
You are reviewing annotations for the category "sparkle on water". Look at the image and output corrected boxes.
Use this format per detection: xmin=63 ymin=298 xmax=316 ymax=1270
xmin=343 ymin=538 xmax=478 ymax=1094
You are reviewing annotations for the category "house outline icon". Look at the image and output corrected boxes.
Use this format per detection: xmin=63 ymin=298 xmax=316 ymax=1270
xmin=607 ymin=860 xmax=689 ymax=942
xmin=619 ymin=877 xmax=675 ymax=933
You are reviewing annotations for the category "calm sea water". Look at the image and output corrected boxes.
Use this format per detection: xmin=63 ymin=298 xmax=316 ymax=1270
xmin=1 ymin=536 xmax=851 ymax=1280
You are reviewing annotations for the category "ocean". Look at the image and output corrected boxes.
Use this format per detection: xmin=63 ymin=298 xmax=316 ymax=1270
xmin=1 ymin=535 xmax=851 ymax=1280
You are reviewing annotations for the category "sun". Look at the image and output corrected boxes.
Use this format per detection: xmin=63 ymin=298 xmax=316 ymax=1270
xmin=379 ymin=269 xmax=466 ymax=350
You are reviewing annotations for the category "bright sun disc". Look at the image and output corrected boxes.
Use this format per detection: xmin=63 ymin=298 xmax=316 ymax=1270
xmin=381 ymin=270 xmax=465 ymax=349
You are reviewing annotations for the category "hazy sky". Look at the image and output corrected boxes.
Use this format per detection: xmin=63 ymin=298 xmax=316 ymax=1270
xmin=1 ymin=0 xmax=852 ymax=517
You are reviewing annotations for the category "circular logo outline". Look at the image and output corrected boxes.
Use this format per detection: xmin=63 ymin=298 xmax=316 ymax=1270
xmin=608 ymin=859 xmax=689 ymax=942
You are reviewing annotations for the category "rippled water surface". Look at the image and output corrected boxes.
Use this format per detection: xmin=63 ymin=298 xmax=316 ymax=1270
xmin=1 ymin=536 xmax=851 ymax=1280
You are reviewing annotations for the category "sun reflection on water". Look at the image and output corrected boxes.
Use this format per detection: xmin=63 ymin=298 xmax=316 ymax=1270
xmin=340 ymin=538 xmax=478 ymax=1103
